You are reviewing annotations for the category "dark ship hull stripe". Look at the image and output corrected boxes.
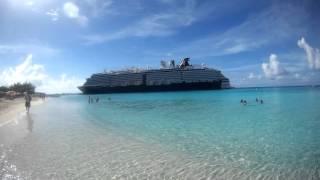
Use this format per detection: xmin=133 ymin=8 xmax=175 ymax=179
xmin=79 ymin=81 xmax=224 ymax=94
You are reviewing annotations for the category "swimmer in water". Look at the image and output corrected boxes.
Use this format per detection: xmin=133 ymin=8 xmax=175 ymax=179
xmin=243 ymin=100 xmax=247 ymax=105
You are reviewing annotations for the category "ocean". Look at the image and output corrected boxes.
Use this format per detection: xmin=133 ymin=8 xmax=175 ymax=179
xmin=1 ymin=87 xmax=320 ymax=179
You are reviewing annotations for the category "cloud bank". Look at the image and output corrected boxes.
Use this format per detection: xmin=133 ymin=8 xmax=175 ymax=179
xmin=0 ymin=54 xmax=83 ymax=94
xmin=248 ymin=72 xmax=262 ymax=80
xmin=0 ymin=54 xmax=47 ymax=86
xmin=262 ymin=54 xmax=287 ymax=79
xmin=297 ymin=37 xmax=320 ymax=70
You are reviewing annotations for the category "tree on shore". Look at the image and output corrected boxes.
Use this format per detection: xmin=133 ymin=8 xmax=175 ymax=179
xmin=0 ymin=86 xmax=9 ymax=92
xmin=0 ymin=83 xmax=35 ymax=94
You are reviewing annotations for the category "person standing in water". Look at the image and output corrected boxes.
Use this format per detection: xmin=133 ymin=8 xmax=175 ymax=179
xmin=24 ymin=92 xmax=32 ymax=113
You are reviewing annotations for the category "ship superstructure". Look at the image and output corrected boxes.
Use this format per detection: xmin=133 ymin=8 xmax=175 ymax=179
xmin=79 ymin=58 xmax=230 ymax=94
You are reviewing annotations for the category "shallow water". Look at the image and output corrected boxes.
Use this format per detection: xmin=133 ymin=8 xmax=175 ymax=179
xmin=1 ymin=87 xmax=320 ymax=179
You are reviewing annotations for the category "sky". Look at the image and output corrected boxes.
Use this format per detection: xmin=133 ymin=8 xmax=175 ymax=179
xmin=0 ymin=0 xmax=319 ymax=93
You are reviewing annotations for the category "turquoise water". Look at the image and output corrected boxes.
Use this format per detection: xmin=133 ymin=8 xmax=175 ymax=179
xmin=1 ymin=87 xmax=320 ymax=179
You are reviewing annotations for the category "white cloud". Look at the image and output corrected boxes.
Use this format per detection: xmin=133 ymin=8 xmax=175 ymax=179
xmin=83 ymin=13 xmax=194 ymax=44
xmin=83 ymin=0 xmax=113 ymax=17
xmin=37 ymin=74 xmax=84 ymax=94
xmin=0 ymin=43 xmax=59 ymax=56
xmin=25 ymin=1 xmax=34 ymax=6
xmin=297 ymin=37 xmax=320 ymax=70
xmin=248 ymin=72 xmax=262 ymax=80
xmin=0 ymin=54 xmax=83 ymax=94
xmin=0 ymin=54 xmax=47 ymax=86
xmin=63 ymin=2 xmax=88 ymax=26
xmin=173 ymin=3 xmax=307 ymax=57
xmin=63 ymin=2 xmax=79 ymax=18
xmin=46 ymin=9 xmax=59 ymax=21
xmin=262 ymin=54 xmax=288 ymax=79
xmin=224 ymin=43 xmax=250 ymax=54
xmin=83 ymin=0 xmax=197 ymax=44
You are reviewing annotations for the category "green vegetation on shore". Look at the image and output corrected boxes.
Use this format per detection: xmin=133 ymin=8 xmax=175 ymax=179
xmin=0 ymin=82 xmax=35 ymax=94
xmin=0 ymin=83 xmax=37 ymax=98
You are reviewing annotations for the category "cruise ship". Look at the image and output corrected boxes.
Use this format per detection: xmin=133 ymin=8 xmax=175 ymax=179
xmin=79 ymin=58 xmax=230 ymax=94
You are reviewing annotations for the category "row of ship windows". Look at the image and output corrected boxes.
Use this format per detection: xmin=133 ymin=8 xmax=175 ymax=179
xmin=148 ymin=75 xmax=224 ymax=78
xmin=92 ymin=73 xmax=142 ymax=78
xmin=92 ymin=71 xmax=222 ymax=79
xmin=90 ymin=74 xmax=224 ymax=80
xmin=85 ymin=80 xmax=224 ymax=86
xmin=86 ymin=77 xmax=225 ymax=85
xmin=88 ymin=78 xmax=142 ymax=83
xmin=91 ymin=76 xmax=142 ymax=81
xmin=87 ymin=75 xmax=225 ymax=82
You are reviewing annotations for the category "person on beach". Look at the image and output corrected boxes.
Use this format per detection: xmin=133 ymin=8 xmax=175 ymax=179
xmin=24 ymin=92 xmax=32 ymax=113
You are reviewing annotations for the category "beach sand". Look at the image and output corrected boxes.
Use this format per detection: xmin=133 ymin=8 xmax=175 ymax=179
xmin=0 ymin=97 xmax=43 ymax=127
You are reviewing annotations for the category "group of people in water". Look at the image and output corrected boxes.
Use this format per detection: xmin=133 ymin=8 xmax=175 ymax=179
xmin=240 ymin=98 xmax=264 ymax=105
xmin=88 ymin=96 xmax=99 ymax=104
xmin=88 ymin=96 xmax=112 ymax=104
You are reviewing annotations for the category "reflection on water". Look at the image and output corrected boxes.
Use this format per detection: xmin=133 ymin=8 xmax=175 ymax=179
xmin=0 ymin=113 xmax=34 ymax=179
xmin=26 ymin=113 xmax=33 ymax=132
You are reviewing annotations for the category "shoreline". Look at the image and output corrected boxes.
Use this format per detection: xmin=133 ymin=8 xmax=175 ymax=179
xmin=0 ymin=97 xmax=43 ymax=127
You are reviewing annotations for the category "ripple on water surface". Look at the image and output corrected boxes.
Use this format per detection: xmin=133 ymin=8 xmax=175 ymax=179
xmin=1 ymin=87 xmax=320 ymax=179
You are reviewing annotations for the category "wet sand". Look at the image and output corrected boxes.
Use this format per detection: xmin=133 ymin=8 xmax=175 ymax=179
xmin=0 ymin=97 xmax=43 ymax=127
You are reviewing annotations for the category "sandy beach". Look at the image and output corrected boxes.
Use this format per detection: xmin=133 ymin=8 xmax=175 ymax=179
xmin=0 ymin=97 xmax=43 ymax=127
